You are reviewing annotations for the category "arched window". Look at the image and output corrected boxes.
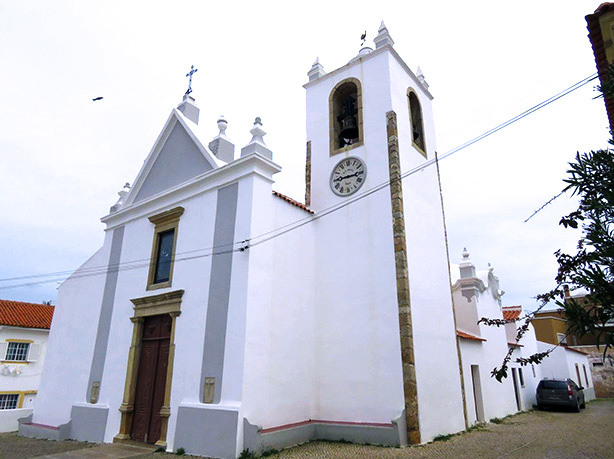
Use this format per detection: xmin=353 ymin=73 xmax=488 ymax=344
xmin=330 ymin=78 xmax=363 ymax=154
xmin=408 ymin=91 xmax=426 ymax=155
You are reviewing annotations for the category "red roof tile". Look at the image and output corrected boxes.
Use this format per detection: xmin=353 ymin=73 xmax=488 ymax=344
xmin=0 ymin=300 xmax=54 ymax=329
xmin=272 ymin=190 xmax=314 ymax=214
xmin=456 ymin=330 xmax=486 ymax=342
xmin=502 ymin=306 xmax=522 ymax=321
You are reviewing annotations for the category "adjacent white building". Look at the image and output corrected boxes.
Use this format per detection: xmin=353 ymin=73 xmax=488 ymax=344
xmin=451 ymin=250 xmax=540 ymax=424
xmin=538 ymin=342 xmax=596 ymax=400
xmin=450 ymin=249 xmax=595 ymax=425
xmin=0 ymin=300 xmax=53 ymax=432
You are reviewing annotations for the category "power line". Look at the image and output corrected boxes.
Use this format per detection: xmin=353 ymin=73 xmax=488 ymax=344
xmin=0 ymin=73 xmax=598 ymax=291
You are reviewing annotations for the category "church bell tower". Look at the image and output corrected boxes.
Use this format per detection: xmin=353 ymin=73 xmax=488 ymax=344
xmin=303 ymin=22 xmax=467 ymax=443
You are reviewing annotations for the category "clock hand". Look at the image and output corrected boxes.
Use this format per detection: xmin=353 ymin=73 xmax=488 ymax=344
xmin=334 ymin=174 xmax=352 ymax=182
xmin=335 ymin=170 xmax=363 ymax=182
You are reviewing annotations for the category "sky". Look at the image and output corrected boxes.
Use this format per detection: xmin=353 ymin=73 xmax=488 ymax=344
xmin=0 ymin=1 xmax=609 ymax=312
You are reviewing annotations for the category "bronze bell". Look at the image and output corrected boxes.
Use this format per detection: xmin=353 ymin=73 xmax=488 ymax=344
xmin=340 ymin=114 xmax=359 ymax=140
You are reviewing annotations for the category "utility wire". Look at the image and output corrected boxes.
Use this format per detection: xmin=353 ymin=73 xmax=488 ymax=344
xmin=0 ymin=73 xmax=598 ymax=291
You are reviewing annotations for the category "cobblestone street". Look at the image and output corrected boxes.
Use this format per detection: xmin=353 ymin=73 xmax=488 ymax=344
xmin=1 ymin=400 xmax=613 ymax=458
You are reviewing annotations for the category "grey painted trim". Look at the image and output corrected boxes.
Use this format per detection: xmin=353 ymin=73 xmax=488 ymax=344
xmin=243 ymin=413 xmax=406 ymax=455
xmin=86 ymin=226 xmax=125 ymax=403
xmin=134 ymin=123 xmax=214 ymax=203
xmin=174 ymin=405 xmax=238 ymax=458
xmin=69 ymin=404 xmax=109 ymax=443
xmin=18 ymin=414 xmax=71 ymax=441
xmin=200 ymin=183 xmax=239 ymax=404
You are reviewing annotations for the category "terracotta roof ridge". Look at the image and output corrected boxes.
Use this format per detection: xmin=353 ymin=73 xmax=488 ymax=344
xmin=272 ymin=190 xmax=314 ymax=214
xmin=456 ymin=330 xmax=487 ymax=342
xmin=0 ymin=299 xmax=55 ymax=329
xmin=0 ymin=299 xmax=53 ymax=308
xmin=562 ymin=345 xmax=589 ymax=355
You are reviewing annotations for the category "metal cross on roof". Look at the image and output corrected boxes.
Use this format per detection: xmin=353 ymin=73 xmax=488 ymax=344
xmin=185 ymin=65 xmax=198 ymax=95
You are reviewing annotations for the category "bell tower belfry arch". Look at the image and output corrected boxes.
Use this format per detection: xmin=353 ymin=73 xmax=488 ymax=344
xmin=303 ymin=22 xmax=467 ymax=444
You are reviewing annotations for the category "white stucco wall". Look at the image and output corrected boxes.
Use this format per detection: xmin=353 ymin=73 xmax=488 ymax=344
xmin=240 ymin=189 xmax=315 ymax=430
xmin=32 ymin=245 xmax=109 ymax=427
xmin=452 ymin=284 xmax=517 ymax=424
xmin=103 ymin=188 xmax=219 ymax=446
xmin=305 ymin=49 xmax=407 ymax=429
xmin=388 ymin=52 xmax=465 ymax=440
xmin=1 ymin=327 xmax=49 ymax=394
xmin=1 ymin=326 xmax=48 ymax=432
xmin=0 ymin=408 xmax=32 ymax=432
xmin=304 ymin=46 xmax=465 ymax=441
xmin=509 ymin=323 xmax=543 ymax=411
xmin=538 ymin=342 xmax=595 ymax=401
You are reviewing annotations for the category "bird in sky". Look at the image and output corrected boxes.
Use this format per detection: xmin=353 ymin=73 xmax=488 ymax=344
xmin=92 ymin=96 xmax=103 ymax=101
xmin=361 ymin=31 xmax=366 ymax=46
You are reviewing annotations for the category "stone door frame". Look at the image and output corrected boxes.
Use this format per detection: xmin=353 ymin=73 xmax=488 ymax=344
xmin=114 ymin=289 xmax=183 ymax=448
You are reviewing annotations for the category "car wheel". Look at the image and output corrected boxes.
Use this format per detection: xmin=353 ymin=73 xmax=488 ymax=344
xmin=537 ymin=403 xmax=544 ymax=411
xmin=581 ymin=399 xmax=586 ymax=409
xmin=573 ymin=398 xmax=581 ymax=412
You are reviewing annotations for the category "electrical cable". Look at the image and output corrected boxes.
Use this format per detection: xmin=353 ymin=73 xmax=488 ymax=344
xmin=0 ymin=73 xmax=598 ymax=291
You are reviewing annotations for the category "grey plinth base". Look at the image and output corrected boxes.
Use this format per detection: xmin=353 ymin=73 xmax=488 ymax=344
xmin=173 ymin=404 xmax=239 ymax=459
xmin=244 ymin=411 xmax=407 ymax=455
xmin=69 ymin=403 xmax=109 ymax=443
xmin=18 ymin=413 xmax=71 ymax=441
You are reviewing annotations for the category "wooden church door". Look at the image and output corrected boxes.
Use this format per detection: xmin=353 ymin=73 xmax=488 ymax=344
xmin=131 ymin=314 xmax=172 ymax=443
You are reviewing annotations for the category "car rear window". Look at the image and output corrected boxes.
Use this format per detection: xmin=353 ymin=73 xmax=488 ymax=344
xmin=540 ymin=381 xmax=567 ymax=390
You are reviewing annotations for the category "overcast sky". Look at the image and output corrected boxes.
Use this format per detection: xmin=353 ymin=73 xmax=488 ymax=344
xmin=0 ymin=1 xmax=609 ymax=312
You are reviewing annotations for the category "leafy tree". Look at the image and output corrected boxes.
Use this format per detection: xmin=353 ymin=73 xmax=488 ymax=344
xmin=483 ymin=72 xmax=614 ymax=381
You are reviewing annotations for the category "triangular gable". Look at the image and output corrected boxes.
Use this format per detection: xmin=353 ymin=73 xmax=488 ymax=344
xmin=126 ymin=109 xmax=220 ymax=206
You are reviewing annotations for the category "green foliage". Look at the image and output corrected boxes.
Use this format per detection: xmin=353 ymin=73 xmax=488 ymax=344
xmin=154 ymin=446 xmax=166 ymax=453
xmin=261 ymin=448 xmax=280 ymax=457
xmin=490 ymin=417 xmax=503 ymax=424
xmin=433 ymin=433 xmax=454 ymax=442
xmin=466 ymin=423 xmax=486 ymax=432
xmin=239 ymin=449 xmax=257 ymax=459
xmin=176 ymin=447 xmax=185 ymax=456
xmin=486 ymin=100 xmax=614 ymax=380
xmin=595 ymin=63 xmax=614 ymax=101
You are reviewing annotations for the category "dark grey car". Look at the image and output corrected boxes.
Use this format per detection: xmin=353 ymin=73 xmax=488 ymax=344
xmin=536 ymin=378 xmax=586 ymax=412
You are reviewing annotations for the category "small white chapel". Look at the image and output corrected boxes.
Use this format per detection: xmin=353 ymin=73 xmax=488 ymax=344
xmin=18 ymin=22 xmax=550 ymax=458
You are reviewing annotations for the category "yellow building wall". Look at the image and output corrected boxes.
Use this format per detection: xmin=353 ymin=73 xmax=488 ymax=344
xmin=532 ymin=317 xmax=568 ymax=345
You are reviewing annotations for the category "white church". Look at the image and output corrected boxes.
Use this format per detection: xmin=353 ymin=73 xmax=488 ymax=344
xmin=19 ymin=23 xmax=592 ymax=458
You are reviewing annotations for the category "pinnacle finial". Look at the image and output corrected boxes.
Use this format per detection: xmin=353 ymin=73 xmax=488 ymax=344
xmin=110 ymin=182 xmax=131 ymax=213
xmin=308 ymin=57 xmax=326 ymax=81
xmin=374 ymin=20 xmax=394 ymax=49
xmin=416 ymin=66 xmax=429 ymax=90
xmin=209 ymin=115 xmax=235 ymax=162
xmin=462 ymin=247 xmax=470 ymax=260
xmin=217 ymin=115 xmax=228 ymax=135
xmin=240 ymin=117 xmax=273 ymax=160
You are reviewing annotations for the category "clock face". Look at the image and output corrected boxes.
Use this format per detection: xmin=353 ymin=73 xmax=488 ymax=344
xmin=330 ymin=157 xmax=366 ymax=196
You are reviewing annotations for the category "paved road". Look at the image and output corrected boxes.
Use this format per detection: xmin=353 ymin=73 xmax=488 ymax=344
xmin=271 ymin=400 xmax=614 ymax=459
xmin=1 ymin=400 xmax=613 ymax=458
